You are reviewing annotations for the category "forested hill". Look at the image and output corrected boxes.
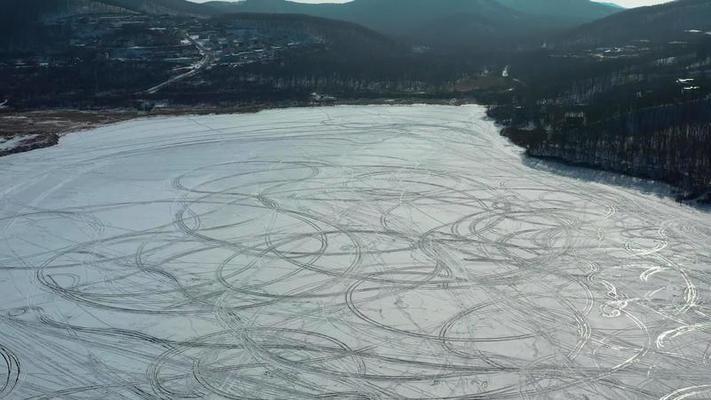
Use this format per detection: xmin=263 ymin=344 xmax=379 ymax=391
xmin=100 ymin=0 xmax=215 ymax=15
xmin=497 ymin=0 xmax=618 ymax=22
xmin=0 ymin=1 xmax=426 ymax=110
xmin=488 ymin=0 xmax=711 ymax=201
xmin=560 ymin=0 xmax=711 ymax=47
xmin=203 ymin=0 xmax=620 ymax=49
xmin=0 ymin=1 xmax=127 ymax=50
xmin=1 ymin=0 xmax=621 ymax=51
xmin=0 ymin=0 xmax=215 ymax=49
xmin=206 ymin=0 xmax=618 ymax=23
xmin=0 ymin=0 xmax=212 ymax=21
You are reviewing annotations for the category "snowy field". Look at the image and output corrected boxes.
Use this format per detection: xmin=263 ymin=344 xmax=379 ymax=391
xmin=1 ymin=105 xmax=711 ymax=399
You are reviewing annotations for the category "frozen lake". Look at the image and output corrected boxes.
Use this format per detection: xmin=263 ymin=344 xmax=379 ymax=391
xmin=1 ymin=105 xmax=711 ymax=399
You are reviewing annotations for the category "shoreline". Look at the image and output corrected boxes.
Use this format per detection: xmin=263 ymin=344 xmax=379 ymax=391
xmin=2 ymin=100 xmax=707 ymax=207
xmin=498 ymin=125 xmax=711 ymax=205
xmin=0 ymin=97 xmax=473 ymax=156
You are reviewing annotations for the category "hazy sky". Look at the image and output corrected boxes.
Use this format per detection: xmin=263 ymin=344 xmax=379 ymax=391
xmin=189 ymin=0 xmax=674 ymax=7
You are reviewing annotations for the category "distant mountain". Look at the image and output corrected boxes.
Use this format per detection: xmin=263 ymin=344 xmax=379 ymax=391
xmin=204 ymin=0 xmax=621 ymax=49
xmin=561 ymin=0 xmax=711 ymax=47
xmin=595 ymin=2 xmax=625 ymax=9
xmin=213 ymin=12 xmax=403 ymax=55
xmin=1 ymin=0 xmax=129 ymax=23
xmin=207 ymin=0 xmax=515 ymax=33
xmin=1 ymin=0 xmax=622 ymax=51
xmin=497 ymin=0 xmax=618 ymax=22
xmin=99 ymin=0 xmax=215 ymax=16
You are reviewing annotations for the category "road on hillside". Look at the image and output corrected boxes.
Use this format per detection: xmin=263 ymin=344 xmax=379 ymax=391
xmin=145 ymin=33 xmax=215 ymax=95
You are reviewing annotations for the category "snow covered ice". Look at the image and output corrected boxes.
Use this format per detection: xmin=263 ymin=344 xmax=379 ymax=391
xmin=1 ymin=105 xmax=711 ymax=399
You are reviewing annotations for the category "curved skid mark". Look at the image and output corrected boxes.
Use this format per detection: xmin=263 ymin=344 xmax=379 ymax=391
xmin=0 ymin=345 xmax=19 ymax=399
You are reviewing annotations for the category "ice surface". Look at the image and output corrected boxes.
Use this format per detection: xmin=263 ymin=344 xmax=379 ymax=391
xmin=0 ymin=105 xmax=710 ymax=399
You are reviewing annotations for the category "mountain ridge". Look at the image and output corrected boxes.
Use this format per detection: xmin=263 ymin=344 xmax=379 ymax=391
xmin=559 ymin=0 xmax=711 ymax=47
xmin=203 ymin=0 xmax=621 ymax=48
xmin=1 ymin=0 xmax=623 ymax=50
